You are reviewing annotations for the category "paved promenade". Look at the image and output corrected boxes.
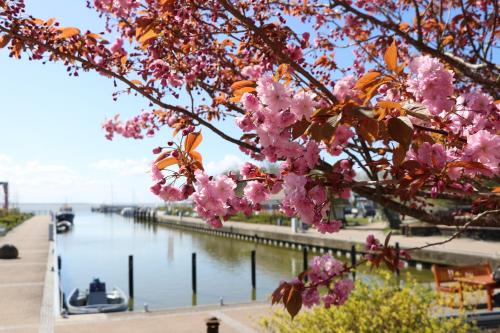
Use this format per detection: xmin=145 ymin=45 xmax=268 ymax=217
xmin=55 ymin=302 xmax=271 ymax=333
xmin=0 ymin=215 xmax=52 ymax=333
xmin=158 ymin=214 xmax=500 ymax=266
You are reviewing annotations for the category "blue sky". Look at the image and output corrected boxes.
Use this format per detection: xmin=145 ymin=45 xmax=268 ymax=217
xmin=0 ymin=1 xmax=248 ymax=204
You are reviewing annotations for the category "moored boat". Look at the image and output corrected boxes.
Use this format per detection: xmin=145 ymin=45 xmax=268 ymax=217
xmin=56 ymin=205 xmax=75 ymax=224
xmin=56 ymin=221 xmax=72 ymax=233
xmin=66 ymin=278 xmax=128 ymax=314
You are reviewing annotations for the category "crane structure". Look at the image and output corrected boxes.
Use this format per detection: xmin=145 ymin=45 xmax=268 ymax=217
xmin=0 ymin=182 xmax=8 ymax=213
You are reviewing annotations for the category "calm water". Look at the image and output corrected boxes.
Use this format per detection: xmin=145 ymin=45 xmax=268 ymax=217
xmin=20 ymin=204 xmax=432 ymax=311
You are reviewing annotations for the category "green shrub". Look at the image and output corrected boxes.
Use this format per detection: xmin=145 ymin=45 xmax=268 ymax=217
xmin=0 ymin=212 xmax=32 ymax=231
xmin=260 ymin=273 xmax=476 ymax=333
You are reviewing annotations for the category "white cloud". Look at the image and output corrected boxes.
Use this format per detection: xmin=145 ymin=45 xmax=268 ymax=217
xmin=204 ymin=154 xmax=246 ymax=175
xmin=89 ymin=158 xmax=150 ymax=176
xmin=0 ymin=154 xmax=97 ymax=203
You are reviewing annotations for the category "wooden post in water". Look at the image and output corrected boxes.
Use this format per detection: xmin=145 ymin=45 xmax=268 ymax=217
xmin=303 ymin=246 xmax=308 ymax=282
xmin=395 ymin=242 xmax=400 ymax=281
xmin=192 ymin=252 xmax=197 ymax=295
xmin=351 ymin=245 xmax=356 ymax=281
xmin=128 ymin=255 xmax=134 ymax=310
xmin=251 ymin=250 xmax=256 ymax=300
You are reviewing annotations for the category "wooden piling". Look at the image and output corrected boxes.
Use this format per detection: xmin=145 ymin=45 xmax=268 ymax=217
xmin=128 ymin=255 xmax=134 ymax=310
xmin=351 ymin=245 xmax=356 ymax=281
xmin=251 ymin=250 xmax=256 ymax=290
xmin=303 ymin=246 xmax=308 ymax=282
xmin=192 ymin=252 xmax=197 ymax=295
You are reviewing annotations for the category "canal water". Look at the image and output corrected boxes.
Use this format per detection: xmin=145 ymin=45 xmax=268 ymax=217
xmin=20 ymin=204 xmax=433 ymax=311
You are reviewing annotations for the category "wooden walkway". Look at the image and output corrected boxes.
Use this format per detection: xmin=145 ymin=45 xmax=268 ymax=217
xmin=0 ymin=215 xmax=53 ymax=333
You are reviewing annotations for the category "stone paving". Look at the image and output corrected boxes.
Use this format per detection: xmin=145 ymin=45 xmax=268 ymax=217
xmin=0 ymin=215 xmax=52 ymax=333
xmin=55 ymin=302 xmax=272 ymax=333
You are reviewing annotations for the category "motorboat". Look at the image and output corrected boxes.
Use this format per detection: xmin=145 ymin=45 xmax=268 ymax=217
xmin=56 ymin=205 xmax=75 ymax=224
xmin=56 ymin=221 xmax=72 ymax=233
xmin=66 ymin=278 xmax=128 ymax=314
xmin=120 ymin=207 xmax=135 ymax=217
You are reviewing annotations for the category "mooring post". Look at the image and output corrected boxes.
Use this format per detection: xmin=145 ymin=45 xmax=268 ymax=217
xmin=351 ymin=245 xmax=356 ymax=281
xmin=206 ymin=317 xmax=220 ymax=333
xmin=395 ymin=242 xmax=400 ymax=280
xmin=303 ymin=246 xmax=308 ymax=282
xmin=128 ymin=255 xmax=134 ymax=310
xmin=192 ymin=252 xmax=197 ymax=295
xmin=251 ymin=250 xmax=256 ymax=290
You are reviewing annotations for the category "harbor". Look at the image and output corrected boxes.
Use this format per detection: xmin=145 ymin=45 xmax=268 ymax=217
xmin=1 ymin=206 xmax=499 ymax=332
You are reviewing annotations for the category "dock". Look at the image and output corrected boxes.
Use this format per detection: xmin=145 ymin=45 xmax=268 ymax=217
xmin=155 ymin=213 xmax=500 ymax=268
xmin=0 ymin=215 xmax=54 ymax=333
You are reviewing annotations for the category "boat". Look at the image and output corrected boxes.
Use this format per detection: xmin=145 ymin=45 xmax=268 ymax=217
xmin=66 ymin=278 xmax=128 ymax=314
xmin=56 ymin=205 xmax=75 ymax=224
xmin=56 ymin=220 xmax=72 ymax=233
xmin=120 ymin=207 xmax=135 ymax=217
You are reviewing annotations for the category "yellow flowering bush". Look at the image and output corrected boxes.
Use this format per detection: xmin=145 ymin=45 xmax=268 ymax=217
xmin=260 ymin=273 xmax=476 ymax=333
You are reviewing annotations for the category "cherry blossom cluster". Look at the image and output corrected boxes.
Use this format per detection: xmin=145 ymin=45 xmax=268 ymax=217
xmin=102 ymin=111 xmax=160 ymax=140
xmin=297 ymin=254 xmax=354 ymax=308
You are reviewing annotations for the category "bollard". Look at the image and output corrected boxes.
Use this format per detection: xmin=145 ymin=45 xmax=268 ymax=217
xmin=48 ymin=224 xmax=54 ymax=241
xmin=128 ymin=255 xmax=134 ymax=310
xmin=206 ymin=317 xmax=220 ymax=333
xmin=303 ymin=246 xmax=308 ymax=282
xmin=251 ymin=250 xmax=256 ymax=290
xmin=192 ymin=252 xmax=197 ymax=295
xmin=351 ymin=245 xmax=356 ymax=281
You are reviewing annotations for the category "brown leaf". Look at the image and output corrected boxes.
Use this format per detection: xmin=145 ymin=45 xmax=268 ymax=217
xmin=156 ymin=156 xmax=178 ymax=170
xmin=285 ymin=287 xmax=302 ymax=319
xmin=388 ymin=117 xmax=413 ymax=147
xmin=392 ymin=144 xmax=407 ymax=166
xmin=355 ymin=71 xmax=381 ymax=90
xmin=138 ymin=29 xmax=158 ymax=45
xmin=0 ymin=35 xmax=10 ymax=49
xmin=58 ymin=27 xmax=81 ymax=39
xmin=403 ymin=102 xmax=431 ymax=121
xmin=357 ymin=118 xmax=379 ymax=143
xmin=447 ymin=161 xmax=489 ymax=171
xmin=291 ymin=118 xmax=310 ymax=140
xmin=185 ymin=132 xmax=203 ymax=152
xmin=384 ymin=39 xmax=398 ymax=72
xmin=230 ymin=80 xmax=255 ymax=91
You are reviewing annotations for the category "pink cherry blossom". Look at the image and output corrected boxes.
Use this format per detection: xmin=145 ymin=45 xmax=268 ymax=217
xmin=243 ymin=181 xmax=269 ymax=205
xmin=308 ymin=254 xmax=345 ymax=284
xmin=290 ymin=91 xmax=316 ymax=120
xmin=316 ymin=220 xmax=343 ymax=234
xmin=158 ymin=185 xmax=184 ymax=202
xmin=407 ymin=56 xmax=454 ymax=115
xmin=465 ymin=129 xmax=500 ymax=170
xmin=322 ymin=279 xmax=354 ymax=308
xmin=256 ymin=76 xmax=291 ymax=111
xmin=302 ymin=287 xmax=320 ymax=308
xmin=333 ymin=76 xmax=358 ymax=102
xmin=192 ymin=170 xmax=237 ymax=225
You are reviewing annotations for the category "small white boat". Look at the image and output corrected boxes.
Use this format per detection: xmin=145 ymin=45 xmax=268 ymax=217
xmin=66 ymin=279 xmax=128 ymax=314
xmin=56 ymin=221 xmax=72 ymax=233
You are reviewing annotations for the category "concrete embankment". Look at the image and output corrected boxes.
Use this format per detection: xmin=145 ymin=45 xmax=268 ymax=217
xmin=156 ymin=214 xmax=500 ymax=268
xmin=0 ymin=215 xmax=54 ymax=333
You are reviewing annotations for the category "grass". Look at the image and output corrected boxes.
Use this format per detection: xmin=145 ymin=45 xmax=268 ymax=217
xmin=344 ymin=216 xmax=370 ymax=226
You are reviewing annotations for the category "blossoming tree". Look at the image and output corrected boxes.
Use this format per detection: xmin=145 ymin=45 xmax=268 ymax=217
xmin=1 ymin=0 xmax=498 ymax=316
